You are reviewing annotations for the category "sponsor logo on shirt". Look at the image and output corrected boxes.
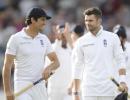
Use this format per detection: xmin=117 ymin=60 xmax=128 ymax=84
xmin=82 ymin=44 xmax=95 ymax=47
xmin=20 ymin=42 xmax=31 ymax=44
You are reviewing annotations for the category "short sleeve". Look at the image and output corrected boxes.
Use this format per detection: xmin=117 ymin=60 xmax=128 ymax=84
xmin=6 ymin=35 xmax=18 ymax=55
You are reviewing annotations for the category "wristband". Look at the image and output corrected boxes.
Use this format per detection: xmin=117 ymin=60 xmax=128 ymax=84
xmin=119 ymin=75 xmax=126 ymax=83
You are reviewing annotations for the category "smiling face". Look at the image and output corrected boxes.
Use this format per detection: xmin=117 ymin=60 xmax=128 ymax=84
xmin=85 ymin=14 xmax=101 ymax=33
xmin=83 ymin=7 xmax=102 ymax=35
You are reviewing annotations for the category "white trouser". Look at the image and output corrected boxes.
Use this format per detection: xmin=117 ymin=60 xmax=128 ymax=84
xmin=82 ymin=96 xmax=114 ymax=100
xmin=15 ymin=81 xmax=48 ymax=100
xmin=48 ymin=86 xmax=71 ymax=100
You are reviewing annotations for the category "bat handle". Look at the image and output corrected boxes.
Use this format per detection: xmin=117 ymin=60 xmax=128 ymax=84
xmin=14 ymin=71 xmax=54 ymax=97
xmin=14 ymin=84 xmax=33 ymax=97
xmin=33 ymin=77 xmax=44 ymax=85
xmin=111 ymin=77 xmax=126 ymax=91
xmin=110 ymin=77 xmax=120 ymax=87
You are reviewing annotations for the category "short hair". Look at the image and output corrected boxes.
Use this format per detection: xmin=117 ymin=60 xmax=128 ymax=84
xmin=84 ymin=7 xmax=102 ymax=18
xmin=73 ymin=25 xmax=84 ymax=37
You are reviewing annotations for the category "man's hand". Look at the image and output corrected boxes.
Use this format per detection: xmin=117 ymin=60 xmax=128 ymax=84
xmin=67 ymin=81 xmax=74 ymax=95
xmin=63 ymin=23 xmax=73 ymax=48
xmin=68 ymin=87 xmax=72 ymax=95
xmin=118 ymin=82 xmax=128 ymax=93
xmin=42 ymin=67 xmax=52 ymax=81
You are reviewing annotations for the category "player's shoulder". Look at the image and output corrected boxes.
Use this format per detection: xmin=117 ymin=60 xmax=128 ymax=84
xmin=103 ymin=30 xmax=119 ymax=39
xmin=9 ymin=30 xmax=24 ymax=39
xmin=75 ymin=33 xmax=89 ymax=47
xmin=103 ymin=30 xmax=114 ymax=36
xmin=77 ymin=33 xmax=88 ymax=41
xmin=77 ymin=32 xmax=94 ymax=43
xmin=38 ymin=33 xmax=50 ymax=41
xmin=125 ymin=41 xmax=130 ymax=48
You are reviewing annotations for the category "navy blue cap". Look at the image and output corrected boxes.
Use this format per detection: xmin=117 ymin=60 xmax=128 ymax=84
xmin=26 ymin=7 xmax=51 ymax=20
xmin=113 ymin=24 xmax=127 ymax=39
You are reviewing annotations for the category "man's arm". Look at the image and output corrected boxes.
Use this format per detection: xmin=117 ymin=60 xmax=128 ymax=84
xmin=56 ymin=23 xmax=73 ymax=48
xmin=42 ymin=52 xmax=60 ymax=80
xmin=63 ymin=23 xmax=73 ymax=48
xmin=72 ymin=79 xmax=81 ymax=93
xmin=118 ymin=68 xmax=128 ymax=92
xmin=72 ymin=79 xmax=81 ymax=100
xmin=113 ymin=34 xmax=128 ymax=92
xmin=72 ymin=41 xmax=84 ymax=100
xmin=2 ymin=54 xmax=15 ymax=100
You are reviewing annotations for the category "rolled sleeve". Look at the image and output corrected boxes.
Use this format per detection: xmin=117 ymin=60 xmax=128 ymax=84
xmin=6 ymin=35 xmax=18 ymax=55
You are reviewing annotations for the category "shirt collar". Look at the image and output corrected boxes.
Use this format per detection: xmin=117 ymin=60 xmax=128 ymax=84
xmin=21 ymin=28 xmax=42 ymax=39
xmin=96 ymin=26 xmax=103 ymax=36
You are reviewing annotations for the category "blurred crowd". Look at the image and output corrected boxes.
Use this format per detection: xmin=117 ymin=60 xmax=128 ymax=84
xmin=0 ymin=0 xmax=130 ymax=97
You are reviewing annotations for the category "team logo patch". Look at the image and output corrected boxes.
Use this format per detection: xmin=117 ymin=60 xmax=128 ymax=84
xmin=40 ymin=40 xmax=44 ymax=46
xmin=103 ymin=39 xmax=107 ymax=47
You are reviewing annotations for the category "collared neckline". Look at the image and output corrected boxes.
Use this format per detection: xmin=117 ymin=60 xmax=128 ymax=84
xmin=21 ymin=28 xmax=42 ymax=39
xmin=88 ymin=26 xmax=103 ymax=37
xmin=96 ymin=26 xmax=103 ymax=36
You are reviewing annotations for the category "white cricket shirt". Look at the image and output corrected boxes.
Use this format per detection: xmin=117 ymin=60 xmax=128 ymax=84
xmin=6 ymin=28 xmax=53 ymax=92
xmin=72 ymin=26 xmax=126 ymax=96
